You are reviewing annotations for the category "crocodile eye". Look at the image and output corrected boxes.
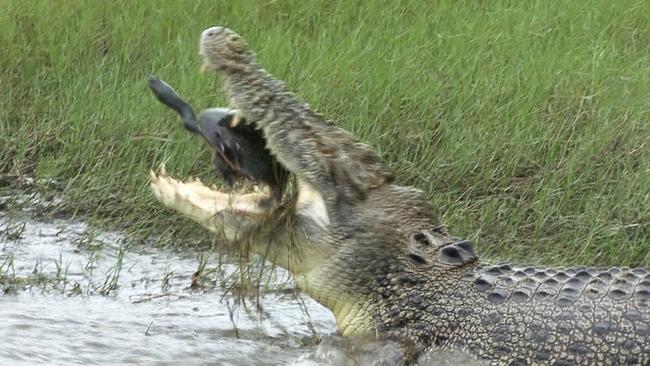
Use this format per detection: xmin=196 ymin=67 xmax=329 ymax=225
xmin=440 ymin=246 xmax=462 ymax=264
xmin=215 ymin=131 xmax=222 ymax=138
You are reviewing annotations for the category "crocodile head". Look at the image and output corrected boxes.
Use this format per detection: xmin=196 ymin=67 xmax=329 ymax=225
xmin=149 ymin=164 xmax=470 ymax=340
xmin=199 ymin=26 xmax=256 ymax=73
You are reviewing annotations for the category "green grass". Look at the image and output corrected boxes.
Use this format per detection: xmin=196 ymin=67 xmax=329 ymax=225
xmin=0 ymin=0 xmax=648 ymax=266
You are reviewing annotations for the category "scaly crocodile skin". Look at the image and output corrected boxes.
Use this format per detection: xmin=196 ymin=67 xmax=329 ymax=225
xmin=370 ymin=226 xmax=650 ymax=365
xmin=194 ymin=26 xmax=650 ymax=365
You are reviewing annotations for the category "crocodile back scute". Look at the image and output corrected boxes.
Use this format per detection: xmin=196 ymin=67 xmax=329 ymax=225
xmin=456 ymin=264 xmax=650 ymax=364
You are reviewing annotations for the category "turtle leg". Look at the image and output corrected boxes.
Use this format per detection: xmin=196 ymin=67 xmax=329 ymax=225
xmin=148 ymin=76 xmax=201 ymax=134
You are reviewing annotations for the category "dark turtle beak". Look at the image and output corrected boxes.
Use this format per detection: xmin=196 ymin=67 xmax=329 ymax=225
xmin=216 ymin=141 xmax=241 ymax=172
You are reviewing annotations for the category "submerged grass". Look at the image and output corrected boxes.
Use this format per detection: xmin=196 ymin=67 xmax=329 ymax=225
xmin=0 ymin=0 xmax=648 ymax=266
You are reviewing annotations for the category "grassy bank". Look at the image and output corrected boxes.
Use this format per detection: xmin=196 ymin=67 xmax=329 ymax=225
xmin=0 ymin=0 xmax=648 ymax=265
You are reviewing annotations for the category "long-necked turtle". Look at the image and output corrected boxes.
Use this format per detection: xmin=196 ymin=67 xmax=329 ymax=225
xmin=147 ymin=76 xmax=287 ymax=202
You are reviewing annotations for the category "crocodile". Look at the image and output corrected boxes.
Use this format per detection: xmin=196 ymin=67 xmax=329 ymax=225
xmin=149 ymin=26 xmax=650 ymax=365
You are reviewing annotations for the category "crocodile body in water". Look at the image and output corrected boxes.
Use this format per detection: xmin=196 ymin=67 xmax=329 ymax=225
xmin=149 ymin=26 xmax=650 ymax=365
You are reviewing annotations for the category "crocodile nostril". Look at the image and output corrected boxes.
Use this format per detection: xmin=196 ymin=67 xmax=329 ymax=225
xmin=204 ymin=26 xmax=223 ymax=38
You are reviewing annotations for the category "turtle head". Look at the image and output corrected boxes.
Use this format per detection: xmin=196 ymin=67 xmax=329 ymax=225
xmin=196 ymin=109 xmax=242 ymax=171
xmin=200 ymin=26 xmax=255 ymax=73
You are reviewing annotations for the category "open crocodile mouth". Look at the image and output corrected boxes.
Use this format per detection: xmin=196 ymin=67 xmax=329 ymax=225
xmin=149 ymin=165 xmax=368 ymax=336
xmin=149 ymin=166 xmax=276 ymax=234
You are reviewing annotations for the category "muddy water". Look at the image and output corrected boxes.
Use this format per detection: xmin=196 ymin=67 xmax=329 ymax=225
xmin=0 ymin=211 xmax=483 ymax=365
